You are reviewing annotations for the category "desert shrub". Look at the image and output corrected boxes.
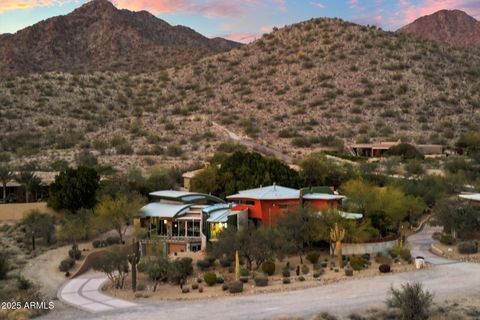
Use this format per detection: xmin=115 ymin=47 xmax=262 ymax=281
xmin=282 ymin=268 xmax=291 ymax=277
xmin=440 ymin=234 xmax=455 ymax=245
xmin=92 ymin=240 xmax=106 ymax=248
xmin=106 ymin=236 xmax=121 ymax=245
xmin=301 ymin=264 xmax=310 ymax=275
xmin=261 ymin=261 xmax=275 ymax=276
xmin=282 ymin=277 xmax=291 ymax=284
xmin=387 ymin=282 xmax=433 ymax=320
xmin=219 ymin=257 xmax=231 ymax=267
xmin=458 ymin=241 xmax=478 ymax=254
xmin=349 ymin=256 xmax=365 ymax=271
xmin=181 ymin=287 xmax=190 ymax=294
xmin=137 ymin=283 xmax=146 ymax=291
xmin=196 ymin=259 xmax=211 ymax=271
xmin=239 ymin=267 xmax=250 ymax=277
xmin=228 ymin=281 xmax=243 ymax=293
xmin=254 ymin=276 xmax=269 ymax=287
xmin=203 ymin=272 xmax=217 ymax=286
xmin=345 ymin=268 xmax=353 ymax=276
xmin=375 ymin=253 xmax=393 ymax=265
xmin=192 ymin=283 xmax=199 ymax=290
xmin=59 ymin=258 xmax=75 ymax=272
xmin=0 ymin=251 xmax=8 ymax=279
xmin=306 ymin=251 xmax=321 ymax=265
xmin=379 ymin=264 xmax=391 ymax=273
xmin=68 ymin=245 xmax=82 ymax=260
xmin=17 ymin=275 xmax=33 ymax=290
xmin=216 ymin=276 xmax=225 ymax=284
xmin=313 ymin=271 xmax=322 ymax=278
xmin=298 ymin=276 xmax=305 ymax=281
xmin=222 ymin=283 xmax=229 ymax=291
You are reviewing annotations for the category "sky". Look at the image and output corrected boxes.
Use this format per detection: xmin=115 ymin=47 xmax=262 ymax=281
xmin=1 ymin=0 xmax=480 ymax=43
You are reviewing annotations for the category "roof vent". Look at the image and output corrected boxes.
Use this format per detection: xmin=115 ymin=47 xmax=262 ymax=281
xmin=273 ymin=182 xmax=276 ymax=190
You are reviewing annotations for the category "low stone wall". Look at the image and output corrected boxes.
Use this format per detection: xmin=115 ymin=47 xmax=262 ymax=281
xmin=0 ymin=202 xmax=55 ymax=222
xmin=343 ymin=238 xmax=398 ymax=255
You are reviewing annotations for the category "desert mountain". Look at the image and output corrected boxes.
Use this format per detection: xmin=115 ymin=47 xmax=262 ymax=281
xmin=0 ymin=0 xmax=240 ymax=75
xmin=1 ymin=17 xmax=480 ymax=171
xmin=398 ymin=9 xmax=480 ymax=49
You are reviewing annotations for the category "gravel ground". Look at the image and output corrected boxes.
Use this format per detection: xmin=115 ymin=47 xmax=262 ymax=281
xmin=38 ymin=224 xmax=480 ymax=320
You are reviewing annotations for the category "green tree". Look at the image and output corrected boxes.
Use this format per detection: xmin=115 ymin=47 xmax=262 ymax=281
xmin=95 ymin=193 xmax=145 ymax=242
xmin=16 ymin=171 xmax=41 ymax=203
xmin=342 ymin=179 xmax=425 ymax=235
xmin=211 ymin=225 xmax=283 ymax=270
xmin=48 ymin=166 xmax=100 ymax=212
xmin=385 ymin=143 xmax=424 ymax=160
xmin=387 ymin=282 xmax=433 ymax=320
xmin=92 ymin=247 xmax=129 ymax=289
xmin=276 ymin=208 xmax=319 ymax=263
xmin=190 ymin=166 xmax=218 ymax=194
xmin=0 ymin=165 xmax=13 ymax=203
xmin=21 ymin=210 xmax=55 ymax=250
xmin=216 ymin=151 xmax=300 ymax=198
xmin=299 ymin=153 xmax=356 ymax=188
xmin=56 ymin=209 xmax=94 ymax=244
xmin=433 ymin=198 xmax=480 ymax=239
xmin=139 ymin=243 xmax=169 ymax=292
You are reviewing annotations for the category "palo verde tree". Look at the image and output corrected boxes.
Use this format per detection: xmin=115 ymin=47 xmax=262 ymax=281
xmin=92 ymin=247 xmax=129 ymax=289
xmin=433 ymin=198 xmax=480 ymax=239
xmin=48 ymin=166 xmax=100 ymax=212
xmin=95 ymin=193 xmax=145 ymax=243
xmin=21 ymin=210 xmax=55 ymax=250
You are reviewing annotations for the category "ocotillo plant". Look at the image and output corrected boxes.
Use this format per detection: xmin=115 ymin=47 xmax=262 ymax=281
xmin=330 ymin=223 xmax=346 ymax=268
xmin=128 ymin=240 xmax=141 ymax=292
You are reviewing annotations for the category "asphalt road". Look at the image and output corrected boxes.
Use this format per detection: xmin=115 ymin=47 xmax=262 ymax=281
xmin=41 ymin=225 xmax=480 ymax=320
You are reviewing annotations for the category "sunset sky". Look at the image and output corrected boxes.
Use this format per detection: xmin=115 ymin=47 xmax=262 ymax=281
xmin=1 ymin=0 xmax=480 ymax=43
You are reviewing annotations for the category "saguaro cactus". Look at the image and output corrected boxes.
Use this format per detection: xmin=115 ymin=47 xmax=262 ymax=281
xmin=330 ymin=223 xmax=346 ymax=268
xmin=128 ymin=240 xmax=141 ymax=292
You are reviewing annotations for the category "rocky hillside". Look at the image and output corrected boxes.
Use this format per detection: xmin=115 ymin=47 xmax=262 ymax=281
xmin=398 ymin=9 xmax=480 ymax=49
xmin=1 ymin=17 xmax=480 ymax=171
xmin=0 ymin=0 xmax=240 ymax=76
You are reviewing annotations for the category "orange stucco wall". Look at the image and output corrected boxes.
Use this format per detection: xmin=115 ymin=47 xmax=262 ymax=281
xmin=232 ymin=198 xmax=340 ymax=225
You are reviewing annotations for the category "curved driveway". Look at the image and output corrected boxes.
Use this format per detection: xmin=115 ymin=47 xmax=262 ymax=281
xmin=44 ymin=224 xmax=480 ymax=320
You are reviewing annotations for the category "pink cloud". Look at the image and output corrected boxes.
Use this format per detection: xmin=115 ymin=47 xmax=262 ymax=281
xmin=0 ymin=0 xmax=69 ymax=12
xmin=222 ymin=32 xmax=260 ymax=43
xmin=310 ymin=1 xmax=326 ymax=9
xmin=112 ymin=0 xmax=245 ymax=17
xmin=272 ymin=0 xmax=287 ymax=12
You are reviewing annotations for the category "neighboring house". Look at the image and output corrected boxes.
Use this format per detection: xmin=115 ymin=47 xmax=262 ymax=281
xmin=459 ymin=193 xmax=480 ymax=206
xmin=349 ymin=142 xmax=445 ymax=157
xmin=135 ymin=190 xmax=225 ymax=254
xmin=181 ymin=168 xmax=205 ymax=191
xmin=1 ymin=171 xmax=57 ymax=203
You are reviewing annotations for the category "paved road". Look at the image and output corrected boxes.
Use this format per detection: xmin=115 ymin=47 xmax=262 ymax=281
xmin=42 ymin=224 xmax=480 ymax=320
xmin=57 ymin=272 xmax=137 ymax=313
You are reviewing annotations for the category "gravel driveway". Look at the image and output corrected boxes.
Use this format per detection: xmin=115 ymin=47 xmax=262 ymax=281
xmin=40 ymin=224 xmax=480 ymax=320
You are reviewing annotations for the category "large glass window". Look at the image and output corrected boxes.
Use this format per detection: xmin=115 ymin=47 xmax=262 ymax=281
xmin=187 ymin=220 xmax=200 ymax=237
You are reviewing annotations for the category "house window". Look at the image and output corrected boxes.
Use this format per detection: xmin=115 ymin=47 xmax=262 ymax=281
xmin=187 ymin=220 xmax=200 ymax=237
xmin=238 ymin=200 xmax=255 ymax=206
xmin=278 ymin=204 xmax=288 ymax=209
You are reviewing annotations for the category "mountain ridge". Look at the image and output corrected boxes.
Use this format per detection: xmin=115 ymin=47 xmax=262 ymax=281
xmin=398 ymin=9 xmax=480 ymax=49
xmin=0 ymin=0 xmax=240 ymax=76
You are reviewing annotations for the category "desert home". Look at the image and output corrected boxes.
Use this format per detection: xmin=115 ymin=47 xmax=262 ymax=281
xmin=136 ymin=185 xmax=358 ymax=254
xmin=349 ymin=142 xmax=445 ymax=157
